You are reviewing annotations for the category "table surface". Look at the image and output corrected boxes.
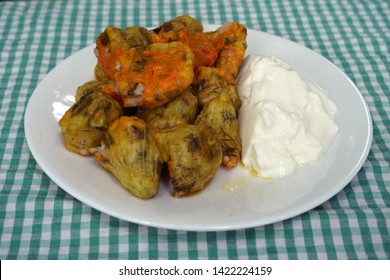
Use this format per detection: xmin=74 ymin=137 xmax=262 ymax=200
xmin=0 ymin=0 xmax=389 ymax=260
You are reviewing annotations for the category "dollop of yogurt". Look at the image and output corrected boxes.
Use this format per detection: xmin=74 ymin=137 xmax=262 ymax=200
xmin=236 ymin=55 xmax=339 ymax=179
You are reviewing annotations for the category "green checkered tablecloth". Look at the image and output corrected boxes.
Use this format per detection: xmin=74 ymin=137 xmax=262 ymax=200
xmin=0 ymin=0 xmax=389 ymax=260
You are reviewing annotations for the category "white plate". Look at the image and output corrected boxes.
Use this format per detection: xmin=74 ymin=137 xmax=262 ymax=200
xmin=24 ymin=25 xmax=372 ymax=231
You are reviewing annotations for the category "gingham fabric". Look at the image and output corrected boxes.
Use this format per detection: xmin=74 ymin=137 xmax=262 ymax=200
xmin=0 ymin=0 xmax=389 ymax=259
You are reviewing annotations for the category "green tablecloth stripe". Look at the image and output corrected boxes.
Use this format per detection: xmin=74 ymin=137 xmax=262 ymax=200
xmin=243 ymin=228 xmax=256 ymax=259
xmin=301 ymin=215 xmax=321 ymax=259
xmin=281 ymin=219 xmax=298 ymax=259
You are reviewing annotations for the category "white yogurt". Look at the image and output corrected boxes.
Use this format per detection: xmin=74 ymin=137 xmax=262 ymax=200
xmin=236 ymin=55 xmax=339 ymax=179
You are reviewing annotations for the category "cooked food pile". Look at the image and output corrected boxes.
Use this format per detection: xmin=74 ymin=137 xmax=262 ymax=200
xmin=59 ymin=15 xmax=247 ymax=199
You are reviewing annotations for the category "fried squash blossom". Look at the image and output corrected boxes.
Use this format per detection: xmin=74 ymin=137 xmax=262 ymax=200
xmin=59 ymin=15 xmax=247 ymax=199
